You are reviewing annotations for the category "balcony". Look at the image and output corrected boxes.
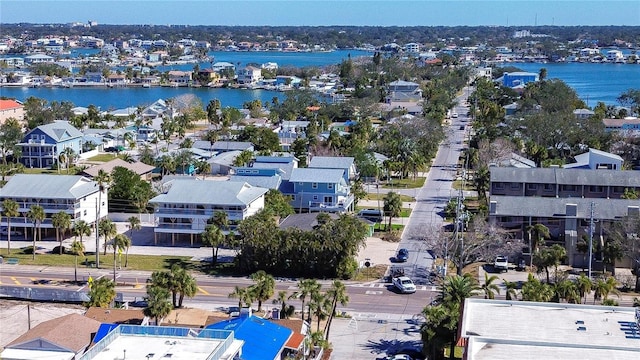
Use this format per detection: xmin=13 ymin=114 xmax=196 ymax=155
xmin=154 ymin=207 xmax=245 ymax=219
xmin=308 ymin=194 xmax=354 ymax=212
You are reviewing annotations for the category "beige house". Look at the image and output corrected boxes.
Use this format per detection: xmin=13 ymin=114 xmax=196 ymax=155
xmin=0 ymin=99 xmax=24 ymax=125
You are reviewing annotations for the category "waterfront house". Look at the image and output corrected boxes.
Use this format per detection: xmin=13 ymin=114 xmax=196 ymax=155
xmin=23 ymin=54 xmax=54 ymax=64
xmin=287 ymin=168 xmax=354 ymax=213
xmin=0 ymin=99 xmax=25 ymax=124
xmin=573 ymin=108 xmax=595 ymax=119
xmin=167 ymin=70 xmax=192 ymax=85
xmin=237 ymin=66 xmax=263 ymax=86
xmin=20 ymin=121 xmax=83 ymax=168
xmin=500 ymin=72 xmax=539 ymax=88
xmin=0 ymin=174 xmax=108 ymax=232
xmin=211 ymin=61 xmax=235 ymax=73
xmin=149 ymin=179 xmax=268 ymax=244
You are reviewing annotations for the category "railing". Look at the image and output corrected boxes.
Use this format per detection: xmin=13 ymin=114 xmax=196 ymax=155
xmin=155 ymin=208 xmax=245 ymax=218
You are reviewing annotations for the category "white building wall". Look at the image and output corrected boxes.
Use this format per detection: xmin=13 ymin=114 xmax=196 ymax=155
xmin=245 ymin=196 xmax=265 ymax=217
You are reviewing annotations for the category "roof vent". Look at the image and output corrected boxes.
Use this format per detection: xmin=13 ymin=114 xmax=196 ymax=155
xmin=577 ymin=326 xmax=587 ymax=331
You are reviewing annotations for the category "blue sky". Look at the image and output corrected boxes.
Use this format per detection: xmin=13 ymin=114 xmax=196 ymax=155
xmin=2 ymin=1 xmax=639 ymax=26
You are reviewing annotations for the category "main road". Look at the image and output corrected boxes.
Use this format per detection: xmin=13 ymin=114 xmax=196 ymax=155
xmin=397 ymin=88 xmax=472 ymax=283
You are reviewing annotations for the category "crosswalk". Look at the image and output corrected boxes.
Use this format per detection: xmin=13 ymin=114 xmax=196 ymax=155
xmin=355 ymin=283 xmax=437 ymax=292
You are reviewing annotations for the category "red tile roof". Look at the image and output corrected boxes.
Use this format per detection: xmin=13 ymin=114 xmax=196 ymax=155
xmin=0 ymin=99 xmax=22 ymax=111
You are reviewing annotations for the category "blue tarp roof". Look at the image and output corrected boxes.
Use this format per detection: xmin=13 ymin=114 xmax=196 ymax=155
xmin=205 ymin=315 xmax=292 ymax=360
xmin=93 ymin=323 xmax=119 ymax=344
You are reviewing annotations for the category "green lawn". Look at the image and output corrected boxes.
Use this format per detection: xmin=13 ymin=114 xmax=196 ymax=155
xmin=22 ymin=168 xmax=63 ymax=175
xmin=374 ymin=223 xmax=405 ymax=232
xmin=365 ymin=193 xmax=414 ymax=202
xmin=87 ymin=153 xmax=119 ymax=162
xmin=355 ymin=206 xmax=412 ymax=217
xmin=381 ymin=177 xmax=426 ymax=189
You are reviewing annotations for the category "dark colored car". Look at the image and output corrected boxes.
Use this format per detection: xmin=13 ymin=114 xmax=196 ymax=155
xmin=396 ymin=248 xmax=409 ymax=262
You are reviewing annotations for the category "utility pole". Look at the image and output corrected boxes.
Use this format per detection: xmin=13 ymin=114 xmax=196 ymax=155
xmin=588 ymin=201 xmax=595 ymax=279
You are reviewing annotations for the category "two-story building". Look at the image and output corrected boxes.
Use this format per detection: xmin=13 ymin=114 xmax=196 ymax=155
xmin=0 ymin=174 xmax=108 ymax=233
xmin=149 ymin=180 xmax=268 ymax=245
xmin=489 ymin=167 xmax=640 ymax=267
xmin=0 ymin=99 xmax=24 ymax=125
xmin=287 ymin=168 xmax=354 ymax=213
xmin=20 ymin=121 xmax=83 ymax=168
xmin=167 ymin=70 xmax=192 ymax=85
xmin=237 ymin=66 xmax=262 ymax=86
xmin=308 ymin=156 xmax=357 ymax=182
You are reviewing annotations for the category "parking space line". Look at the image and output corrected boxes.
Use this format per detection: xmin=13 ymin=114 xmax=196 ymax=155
xmin=11 ymin=277 xmax=20 ymax=285
xmin=198 ymin=286 xmax=210 ymax=295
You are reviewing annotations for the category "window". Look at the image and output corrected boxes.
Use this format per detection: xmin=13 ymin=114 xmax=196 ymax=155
xmin=328 ymin=183 xmax=333 ymax=190
xmin=324 ymin=196 xmax=332 ymax=203
xmin=312 ymin=182 xmax=318 ymax=189
xmin=494 ymin=183 xmax=505 ymax=190
xmin=313 ymin=195 xmax=318 ymax=200
xmin=563 ymin=185 xmax=577 ymax=192
xmin=510 ymin=183 xmax=520 ymax=189
xmin=544 ymin=184 xmax=554 ymax=191
xmin=527 ymin=184 xmax=538 ymax=190
xmin=589 ymin=186 xmax=604 ymax=193
xmin=83 ymin=210 xmax=87 ymax=216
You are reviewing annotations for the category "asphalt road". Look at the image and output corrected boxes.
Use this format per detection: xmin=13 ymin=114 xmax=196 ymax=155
xmin=397 ymin=88 xmax=472 ymax=283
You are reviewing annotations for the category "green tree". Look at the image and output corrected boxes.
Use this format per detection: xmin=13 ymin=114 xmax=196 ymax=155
xmin=201 ymin=224 xmax=225 ymax=265
xmin=110 ymin=234 xmax=131 ymax=282
xmin=2 ymin=199 xmax=19 ymax=255
xmin=228 ymin=285 xmax=254 ymax=309
xmin=109 ymin=167 xmax=155 ymax=212
xmin=51 ymin=211 xmax=72 ymax=255
xmin=290 ymin=278 xmax=321 ymax=323
xmin=249 ymin=270 xmax=275 ymax=312
xmin=149 ymin=265 xmax=198 ymax=308
xmin=503 ymin=279 xmax=518 ymax=300
xmin=308 ymin=290 xmax=331 ymax=332
xmin=383 ymin=191 xmax=402 ymax=231
xmin=94 ymin=169 xmax=111 ymax=267
xmin=534 ymin=244 xmax=567 ymax=283
xmin=272 ymin=290 xmax=294 ymax=319
xmin=575 ymin=274 xmax=593 ymax=304
xmin=144 ymin=285 xmax=173 ymax=325
xmin=26 ymin=204 xmax=45 ymax=260
xmin=324 ymin=280 xmax=349 ymax=340
xmin=98 ymin=219 xmax=117 ymax=256
xmin=264 ymin=189 xmax=294 ymax=218
xmin=0 ymin=118 xmax=23 ymax=166
xmin=72 ymin=220 xmax=91 ymax=246
xmin=70 ymin=240 xmax=85 ymax=283
xmin=481 ymin=273 xmax=500 ymax=299
xmin=127 ymin=216 xmax=141 ymax=242
xmin=526 ymin=223 xmax=550 ymax=266
xmin=521 ymin=273 xmax=554 ymax=302
xmin=85 ymin=277 xmax=116 ymax=308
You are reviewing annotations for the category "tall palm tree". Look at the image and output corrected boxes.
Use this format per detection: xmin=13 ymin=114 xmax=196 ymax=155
xmin=99 ymin=218 xmax=117 ymax=256
xmin=51 ymin=211 xmax=71 ymax=255
xmin=481 ymin=273 xmax=500 ymax=299
xmin=575 ymin=274 xmax=593 ymax=304
xmin=324 ymin=280 xmax=349 ymax=340
xmin=201 ymin=224 xmax=225 ymax=265
xmin=439 ymin=273 xmax=479 ymax=305
xmin=502 ymin=279 xmax=518 ymax=301
xmin=290 ymin=278 xmax=321 ymax=322
xmin=26 ymin=205 xmax=45 ymax=260
xmin=228 ymin=286 xmax=253 ymax=309
xmin=308 ymin=291 xmax=331 ymax=332
xmin=272 ymin=290 xmax=292 ymax=319
xmin=72 ymin=220 xmax=91 ymax=245
xmin=144 ymin=285 xmax=173 ymax=325
xmin=70 ymin=240 xmax=85 ymax=283
xmin=111 ymin=234 xmax=131 ymax=282
xmin=526 ymin=223 xmax=550 ymax=266
xmin=521 ymin=273 xmax=554 ymax=302
xmin=127 ymin=216 xmax=141 ymax=241
xmin=169 ymin=265 xmax=198 ymax=308
xmin=383 ymin=191 xmax=403 ymax=231
xmin=211 ymin=211 xmax=229 ymax=232
xmin=2 ymin=199 xmax=19 ymax=255
xmin=94 ymin=169 xmax=111 ymax=268
xmin=249 ymin=270 xmax=275 ymax=313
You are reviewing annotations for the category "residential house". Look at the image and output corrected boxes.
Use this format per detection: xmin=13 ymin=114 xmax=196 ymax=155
xmin=84 ymin=307 xmax=146 ymax=325
xmin=167 ymin=70 xmax=192 ymax=85
xmin=0 ymin=99 xmax=25 ymax=124
xmin=573 ymin=108 xmax=595 ymax=119
xmin=205 ymin=315 xmax=292 ymax=360
xmin=237 ymin=66 xmax=262 ymax=86
xmin=20 ymin=121 xmax=83 ymax=168
xmin=489 ymin=167 xmax=640 ymax=267
xmin=23 ymin=54 xmax=55 ymax=64
xmin=149 ymin=179 xmax=268 ymax=244
xmin=231 ymin=167 xmax=283 ymax=190
xmin=287 ymin=168 xmax=354 ymax=213
xmin=211 ymin=141 xmax=254 ymax=153
xmin=500 ymin=72 xmax=539 ymax=88
xmin=385 ymin=80 xmax=422 ymax=102
xmin=207 ymin=150 xmax=241 ymax=175
xmin=308 ymin=156 xmax=357 ymax=182
xmin=211 ymin=61 xmax=235 ymax=73
xmin=1 ymin=314 xmax=101 ymax=360
xmin=603 ymin=117 xmax=640 ymax=136
xmin=79 ymin=325 xmax=243 ymax=360
xmin=0 ymin=174 xmax=108 ymax=232
xmin=82 ymin=158 xmax=155 ymax=181
xmin=562 ymin=148 xmax=624 ymax=170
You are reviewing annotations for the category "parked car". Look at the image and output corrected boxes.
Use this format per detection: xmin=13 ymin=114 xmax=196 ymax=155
xmin=1 ymin=227 xmax=22 ymax=236
xmin=392 ymin=276 xmax=416 ymax=294
xmin=494 ymin=255 xmax=509 ymax=272
xmin=396 ymin=248 xmax=409 ymax=262
xmin=357 ymin=208 xmax=383 ymax=223
xmin=451 ymin=111 xmax=459 ymax=118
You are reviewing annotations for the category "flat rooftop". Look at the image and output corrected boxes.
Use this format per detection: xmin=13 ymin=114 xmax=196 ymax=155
xmin=88 ymin=335 xmax=222 ymax=360
xmin=460 ymin=299 xmax=640 ymax=360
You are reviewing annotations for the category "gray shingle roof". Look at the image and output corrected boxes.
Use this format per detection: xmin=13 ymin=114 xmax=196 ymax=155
xmin=308 ymin=156 xmax=354 ymax=170
xmin=230 ymin=175 xmax=282 ymax=190
xmin=490 ymin=167 xmax=640 ymax=187
xmin=490 ymin=196 xmax=640 ymax=220
xmin=211 ymin=141 xmax=254 ymax=151
xmin=289 ymin=168 xmax=345 ymax=183
xmin=28 ymin=121 xmax=83 ymax=141
xmin=251 ymin=162 xmax=295 ymax=180
xmin=150 ymin=180 xmax=268 ymax=206
xmin=0 ymin=174 xmax=99 ymax=199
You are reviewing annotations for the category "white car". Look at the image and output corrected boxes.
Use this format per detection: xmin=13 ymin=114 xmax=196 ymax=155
xmin=494 ymin=255 xmax=509 ymax=272
xmin=392 ymin=276 xmax=417 ymax=294
xmin=451 ymin=111 xmax=458 ymax=118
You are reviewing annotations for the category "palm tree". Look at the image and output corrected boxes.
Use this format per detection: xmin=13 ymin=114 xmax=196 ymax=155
xmin=290 ymin=278 xmax=321 ymax=322
xmin=51 ymin=211 xmax=72 ymax=255
xmin=228 ymin=286 xmax=253 ymax=309
xmin=554 ymin=279 xmax=579 ymax=303
xmin=26 ymin=205 xmax=45 ymax=260
xmin=170 ymin=265 xmax=197 ymax=308
xmin=2 ymin=199 xmax=19 ymax=255
xmin=575 ymin=274 xmax=593 ymax=304
xmin=383 ymin=191 xmax=402 ymax=231
xmin=521 ymin=273 xmax=554 ymax=302
xmin=439 ymin=273 xmax=479 ymax=305
xmin=111 ymin=234 xmax=131 ymax=282
xmin=481 ymin=273 xmax=500 ymax=299
xmin=526 ymin=223 xmax=550 ymax=266
xmin=196 ymin=159 xmax=211 ymax=179
xmin=324 ymin=280 xmax=349 ymax=340
xmin=249 ymin=270 xmax=275 ymax=313
xmin=94 ymin=169 xmax=111 ymax=268
xmin=144 ymin=285 xmax=173 ymax=325
xmin=70 ymin=240 xmax=85 ymax=283
xmin=127 ymin=216 xmax=141 ymax=241
xmin=308 ymin=290 xmax=331 ymax=332
xmin=85 ymin=277 xmax=116 ymax=308
xmin=72 ymin=220 xmax=91 ymax=246
xmin=98 ymin=218 xmax=117 ymax=256
xmin=272 ymin=290 xmax=293 ymax=319
xmin=502 ymin=279 xmax=518 ymax=300
xmin=201 ymin=224 xmax=225 ymax=265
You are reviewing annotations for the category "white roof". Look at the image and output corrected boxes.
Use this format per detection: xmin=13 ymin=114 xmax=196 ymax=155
xmin=86 ymin=334 xmax=225 ymax=360
xmin=0 ymin=348 xmax=74 ymax=360
xmin=150 ymin=180 xmax=267 ymax=206
xmin=0 ymin=174 xmax=99 ymax=200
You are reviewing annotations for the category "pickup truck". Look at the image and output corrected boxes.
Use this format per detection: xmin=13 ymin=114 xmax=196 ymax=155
xmin=392 ymin=276 xmax=416 ymax=294
xmin=494 ymin=256 xmax=509 ymax=272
